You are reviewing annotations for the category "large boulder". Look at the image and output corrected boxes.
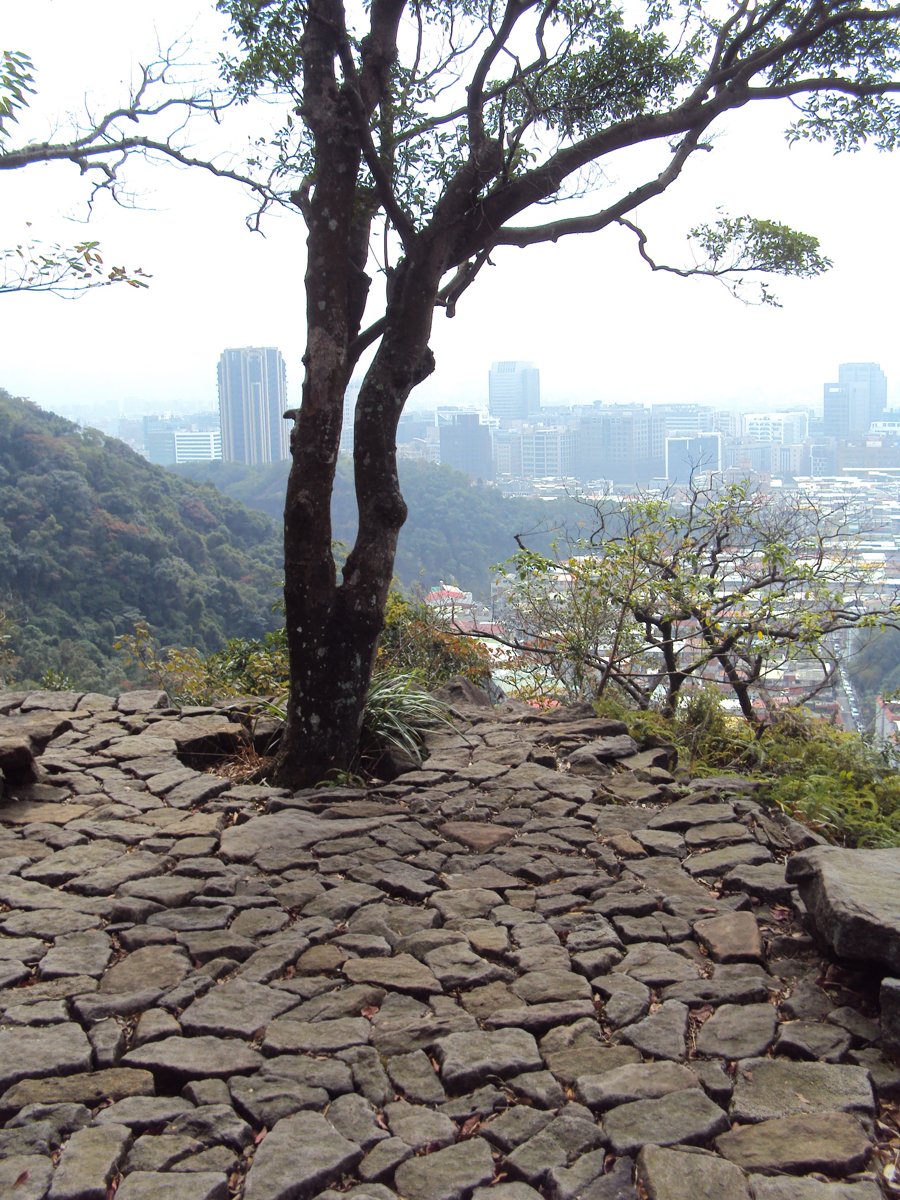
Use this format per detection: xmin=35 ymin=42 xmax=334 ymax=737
xmin=786 ymin=846 xmax=900 ymax=973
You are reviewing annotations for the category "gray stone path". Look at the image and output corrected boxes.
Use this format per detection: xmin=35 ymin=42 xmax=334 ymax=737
xmin=1 ymin=688 xmax=898 ymax=1200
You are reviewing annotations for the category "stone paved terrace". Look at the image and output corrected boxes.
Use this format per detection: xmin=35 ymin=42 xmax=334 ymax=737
xmin=0 ymin=687 xmax=898 ymax=1200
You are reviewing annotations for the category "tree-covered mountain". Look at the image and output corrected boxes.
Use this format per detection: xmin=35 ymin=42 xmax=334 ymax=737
xmin=173 ymin=457 xmax=592 ymax=598
xmin=0 ymin=391 xmax=282 ymax=689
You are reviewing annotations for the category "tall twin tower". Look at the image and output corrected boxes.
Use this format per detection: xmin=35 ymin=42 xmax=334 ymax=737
xmin=217 ymin=347 xmax=290 ymax=465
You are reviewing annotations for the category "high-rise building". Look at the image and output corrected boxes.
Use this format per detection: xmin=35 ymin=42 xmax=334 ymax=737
xmin=665 ymin=432 xmax=723 ymax=483
xmin=218 ymin=347 xmax=289 ymax=464
xmin=488 ymin=361 xmax=540 ymax=423
xmin=438 ymin=411 xmax=493 ymax=480
xmin=823 ymin=362 xmax=887 ymax=439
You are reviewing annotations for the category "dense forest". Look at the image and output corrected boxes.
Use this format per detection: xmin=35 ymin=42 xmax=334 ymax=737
xmin=174 ymin=458 xmax=592 ymax=598
xmin=0 ymin=391 xmax=282 ymax=689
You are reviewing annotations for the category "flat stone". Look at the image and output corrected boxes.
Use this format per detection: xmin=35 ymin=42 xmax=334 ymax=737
xmin=730 ymin=1059 xmax=875 ymax=1125
xmin=0 ymin=1155 xmax=54 ymax=1200
xmin=716 ymin=1112 xmax=872 ymax=1174
xmin=748 ymin=1179 xmax=883 ymax=1199
xmin=882 ymin=976 xmax=900 ymax=1055
xmin=541 ymin=1021 xmax=641 ymax=1084
xmin=394 ymin=1137 xmax=495 ymax=1200
xmin=618 ymin=1000 xmax=688 ymax=1061
xmin=504 ymin=1108 xmax=606 ymax=1185
xmin=0 ymin=1068 xmax=154 ymax=1113
xmin=122 ymin=1036 xmax=262 ymax=1081
xmin=636 ymin=1145 xmax=751 ymax=1200
xmin=786 ymin=846 xmax=900 ymax=973
xmin=386 ymin=1050 xmax=447 ymax=1105
xmin=243 ymin=1112 xmax=363 ymax=1200
xmin=0 ymin=1023 xmax=92 ymax=1090
xmin=684 ymin=844 xmax=772 ymax=877
xmin=180 ymin=979 xmax=298 ymax=1038
xmin=385 ymin=1100 xmax=457 ymax=1150
xmin=603 ymin=1089 xmax=729 ymax=1154
xmin=99 ymin=944 xmax=190 ymax=996
xmin=439 ymin=821 xmax=516 ymax=851
xmin=576 ymin=1062 xmax=700 ymax=1112
xmin=263 ymin=1016 xmax=370 ymax=1055
xmin=435 ymin=1029 xmax=542 ymax=1090
xmin=693 ymin=911 xmax=763 ymax=963
xmin=511 ymin=970 xmax=592 ymax=1004
xmin=47 ymin=1122 xmax=132 ymax=1200
xmin=775 ymin=1019 xmax=852 ymax=1062
xmin=114 ymin=1172 xmax=229 ymax=1200
xmin=343 ymin=953 xmax=442 ymax=995
xmin=695 ymin=1003 xmax=777 ymax=1059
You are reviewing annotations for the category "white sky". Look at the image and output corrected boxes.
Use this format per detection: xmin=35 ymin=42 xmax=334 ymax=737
xmin=2 ymin=0 xmax=899 ymax=423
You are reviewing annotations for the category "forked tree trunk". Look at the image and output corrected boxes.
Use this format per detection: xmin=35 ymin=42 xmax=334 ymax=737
xmin=274 ymin=249 xmax=444 ymax=789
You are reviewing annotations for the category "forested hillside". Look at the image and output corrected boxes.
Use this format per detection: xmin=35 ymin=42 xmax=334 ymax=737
xmin=0 ymin=391 xmax=282 ymax=689
xmin=174 ymin=458 xmax=592 ymax=596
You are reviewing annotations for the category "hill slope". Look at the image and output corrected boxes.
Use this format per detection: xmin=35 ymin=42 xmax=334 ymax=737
xmin=173 ymin=457 xmax=593 ymax=598
xmin=0 ymin=391 xmax=282 ymax=688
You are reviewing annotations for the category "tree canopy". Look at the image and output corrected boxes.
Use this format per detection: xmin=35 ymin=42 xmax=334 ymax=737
xmin=497 ymin=479 xmax=900 ymax=720
xmin=213 ymin=0 xmax=900 ymax=785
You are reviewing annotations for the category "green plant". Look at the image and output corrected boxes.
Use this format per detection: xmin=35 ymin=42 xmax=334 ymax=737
xmin=359 ymin=671 xmax=455 ymax=767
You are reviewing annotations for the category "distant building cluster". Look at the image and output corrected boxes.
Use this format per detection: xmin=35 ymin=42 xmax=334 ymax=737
xmin=120 ymin=355 xmax=893 ymax=495
xmin=382 ymin=359 xmax=893 ymax=496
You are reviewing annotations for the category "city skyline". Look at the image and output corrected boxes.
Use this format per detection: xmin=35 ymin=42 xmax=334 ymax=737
xmin=2 ymin=2 xmax=900 ymax=422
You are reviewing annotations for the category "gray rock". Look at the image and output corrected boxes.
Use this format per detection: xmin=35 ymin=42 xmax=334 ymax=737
xmin=243 ymin=1111 xmax=362 ymax=1200
xmin=114 ymin=1172 xmax=229 ymax=1200
xmin=603 ymin=1089 xmax=730 ymax=1155
xmin=618 ymin=1000 xmax=688 ymax=1061
xmin=98 ymin=944 xmax=190 ymax=996
xmin=435 ymin=1028 xmax=542 ymax=1090
xmin=95 ymin=1096 xmax=195 ymax=1130
xmin=593 ymin=976 xmax=651 ymax=1028
xmin=730 ymin=1059 xmax=875 ymax=1125
xmin=393 ymin=1137 xmax=495 ymax=1200
xmin=343 ymin=953 xmax=442 ymax=995
xmin=775 ymin=1019 xmax=852 ymax=1062
xmin=715 ymin=1113 xmax=872 ymax=1174
xmin=386 ymin=1050 xmax=447 ymax=1104
xmin=880 ymin=975 xmax=900 ymax=1055
xmin=0 ymin=1023 xmax=93 ymax=1090
xmin=229 ymin=1075 xmax=327 ymax=1125
xmin=180 ymin=978 xmax=298 ymax=1037
xmin=636 ymin=1146 xmax=751 ymax=1200
xmin=122 ymin=1035 xmax=263 ymax=1081
xmin=47 ymin=1123 xmax=132 ymax=1200
xmin=327 ymin=1093 xmax=390 ymax=1150
xmin=693 ymin=911 xmax=763 ymax=963
xmin=576 ymin=1062 xmax=700 ymax=1112
xmin=385 ymin=1100 xmax=457 ymax=1150
xmin=695 ymin=1003 xmax=777 ymax=1059
xmin=0 ymin=1155 xmax=55 ymax=1200
xmin=786 ymin=846 xmax=900 ymax=973
xmin=263 ymin=1015 xmax=370 ymax=1055
xmin=504 ymin=1107 xmax=607 ymax=1184
xmin=748 ymin=1178 xmax=883 ymax=1199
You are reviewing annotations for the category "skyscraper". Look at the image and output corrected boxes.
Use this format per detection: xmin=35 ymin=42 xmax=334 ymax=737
xmin=218 ymin=347 xmax=289 ymax=464
xmin=488 ymin=362 xmax=540 ymax=423
xmin=822 ymin=362 xmax=887 ymax=438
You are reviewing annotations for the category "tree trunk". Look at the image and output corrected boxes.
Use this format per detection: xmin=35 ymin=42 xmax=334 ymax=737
xmin=274 ymin=247 xmax=444 ymax=789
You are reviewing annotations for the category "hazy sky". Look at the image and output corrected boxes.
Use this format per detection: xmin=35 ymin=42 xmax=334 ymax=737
xmin=3 ymin=0 xmax=899 ymax=423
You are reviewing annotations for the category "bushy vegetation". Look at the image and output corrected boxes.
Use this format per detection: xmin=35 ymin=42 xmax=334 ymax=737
xmin=0 ymin=390 xmax=283 ymax=689
xmin=598 ymin=688 xmax=900 ymax=849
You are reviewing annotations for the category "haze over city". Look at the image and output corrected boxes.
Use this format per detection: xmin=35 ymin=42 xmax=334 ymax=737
xmin=2 ymin=0 xmax=900 ymax=424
